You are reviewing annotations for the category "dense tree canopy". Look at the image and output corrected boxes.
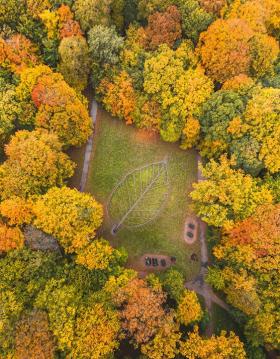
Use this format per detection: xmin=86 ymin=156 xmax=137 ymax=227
xmin=58 ymin=35 xmax=90 ymax=91
xmin=199 ymin=19 xmax=254 ymax=82
xmin=15 ymin=310 xmax=55 ymax=359
xmin=0 ymin=223 xmax=24 ymax=253
xmin=0 ymin=0 xmax=279 ymax=357
xmin=142 ymin=5 xmax=182 ymax=50
xmin=73 ymin=0 xmax=112 ymax=32
xmin=177 ymin=289 xmax=203 ymax=326
xmin=114 ymin=278 xmax=166 ymax=344
xmin=208 ymin=204 xmax=280 ymax=349
xmin=0 ymin=34 xmax=39 ymax=74
xmin=0 ymin=130 xmax=74 ymax=199
xmin=0 ymin=86 xmax=19 ymax=151
xmin=180 ymin=326 xmax=247 ymax=359
xmin=72 ymin=303 xmax=120 ymax=359
xmin=190 ymin=156 xmax=273 ymax=227
xmin=33 ymin=187 xmax=103 ymax=253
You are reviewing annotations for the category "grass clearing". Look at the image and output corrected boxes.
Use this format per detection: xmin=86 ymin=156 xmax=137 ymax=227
xmin=85 ymin=108 xmax=200 ymax=279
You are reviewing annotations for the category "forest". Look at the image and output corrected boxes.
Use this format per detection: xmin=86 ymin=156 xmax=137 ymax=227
xmin=0 ymin=0 xmax=279 ymax=358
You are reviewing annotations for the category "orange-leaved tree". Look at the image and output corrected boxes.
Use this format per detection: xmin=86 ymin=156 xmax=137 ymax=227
xmin=16 ymin=65 xmax=92 ymax=147
xmin=143 ymin=5 xmax=182 ymax=50
xmin=113 ymin=278 xmax=166 ymax=345
xmin=15 ymin=310 xmax=56 ymax=359
xmin=57 ymin=4 xmax=83 ymax=39
xmin=215 ymin=204 xmax=280 ymax=272
xmin=0 ymin=223 xmax=24 ymax=253
xmin=0 ymin=197 xmax=33 ymax=226
xmin=207 ymin=204 xmax=280 ymax=349
xmin=0 ymin=34 xmax=39 ymax=74
xmin=31 ymin=72 xmax=92 ymax=147
xmin=198 ymin=19 xmax=254 ymax=82
xmin=98 ymin=71 xmax=136 ymax=125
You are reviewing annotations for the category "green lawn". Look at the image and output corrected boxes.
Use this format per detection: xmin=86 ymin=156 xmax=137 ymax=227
xmin=85 ymin=108 xmax=200 ymax=279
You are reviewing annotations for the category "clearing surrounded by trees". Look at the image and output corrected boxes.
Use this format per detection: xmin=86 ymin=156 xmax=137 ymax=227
xmin=85 ymin=108 xmax=200 ymax=279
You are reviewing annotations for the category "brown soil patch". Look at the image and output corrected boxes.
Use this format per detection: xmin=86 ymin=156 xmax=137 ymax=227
xmin=129 ymin=253 xmax=173 ymax=273
xmin=134 ymin=129 xmax=159 ymax=143
xmin=184 ymin=215 xmax=198 ymax=244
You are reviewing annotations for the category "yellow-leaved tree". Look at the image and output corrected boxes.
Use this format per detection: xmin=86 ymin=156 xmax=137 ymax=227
xmin=143 ymin=43 xmax=213 ymax=142
xmin=33 ymin=187 xmax=103 ymax=253
xmin=180 ymin=326 xmax=246 ymax=359
xmin=177 ymin=289 xmax=203 ymax=326
xmin=76 ymin=238 xmax=126 ymax=271
xmin=140 ymin=313 xmax=181 ymax=359
xmin=72 ymin=303 xmax=120 ymax=359
xmin=0 ymin=129 xmax=75 ymax=199
xmin=243 ymin=88 xmax=280 ymax=174
xmin=190 ymin=155 xmax=273 ymax=228
xmin=16 ymin=65 xmax=92 ymax=147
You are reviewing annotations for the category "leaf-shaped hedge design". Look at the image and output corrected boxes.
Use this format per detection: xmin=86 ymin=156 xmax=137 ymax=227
xmin=107 ymin=159 xmax=169 ymax=233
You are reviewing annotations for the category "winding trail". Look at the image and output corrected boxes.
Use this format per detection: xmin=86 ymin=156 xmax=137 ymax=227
xmin=79 ymin=100 xmax=98 ymax=192
xmin=185 ymin=153 xmax=230 ymax=336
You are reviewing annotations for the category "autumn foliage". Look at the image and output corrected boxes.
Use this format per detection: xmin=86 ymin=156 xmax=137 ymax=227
xmin=0 ymin=197 xmax=33 ymax=226
xmin=0 ymin=0 xmax=280 ymax=357
xmin=76 ymin=238 xmax=126 ymax=270
xmin=0 ymin=129 xmax=75 ymax=199
xmin=209 ymin=204 xmax=280 ymax=349
xmin=57 ymin=5 xmax=83 ymax=39
xmin=143 ymin=6 xmax=182 ymax=50
xmin=140 ymin=314 xmax=181 ymax=359
xmin=0 ymin=223 xmax=24 ymax=253
xmin=216 ymin=204 xmax=280 ymax=274
xmin=180 ymin=326 xmax=246 ymax=359
xmin=199 ymin=17 xmax=279 ymax=82
xmin=190 ymin=156 xmax=273 ymax=228
xmin=177 ymin=289 xmax=203 ymax=326
xmin=72 ymin=303 xmax=120 ymax=359
xmin=98 ymin=71 xmax=136 ymax=124
xmin=199 ymin=19 xmax=254 ymax=82
xmin=0 ymin=34 xmax=39 ymax=74
xmin=114 ymin=278 xmax=166 ymax=344
xmin=33 ymin=187 xmax=103 ymax=253
xmin=15 ymin=310 xmax=55 ymax=359
xmin=199 ymin=0 xmax=226 ymax=15
xmin=26 ymin=68 xmax=92 ymax=147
